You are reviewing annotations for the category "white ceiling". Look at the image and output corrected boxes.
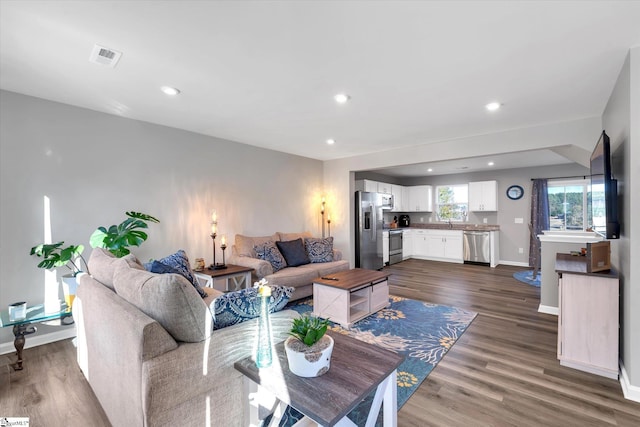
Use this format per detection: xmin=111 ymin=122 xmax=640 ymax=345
xmin=2 ymin=1 xmax=639 ymax=175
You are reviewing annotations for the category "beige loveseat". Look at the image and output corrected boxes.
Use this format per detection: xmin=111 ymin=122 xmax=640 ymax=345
xmin=75 ymin=248 xmax=298 ymax=427
xmin=227 ymin=232 xmax=350 ymax=301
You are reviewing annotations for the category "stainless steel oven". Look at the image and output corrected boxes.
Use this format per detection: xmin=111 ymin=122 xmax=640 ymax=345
xmin=389 ymin=230 xmax=403 ymax=265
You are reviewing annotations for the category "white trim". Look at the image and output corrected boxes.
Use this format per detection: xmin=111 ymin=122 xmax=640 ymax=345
xmin=0 ymin=326 xmax=76 ymax=355
xmin=620 ymin=360 xmax=640 ymax=402
xmin=499 ymin=260 xmax=530 ymax=267
xmin=538 ymin=304 xmax=559 ymax=316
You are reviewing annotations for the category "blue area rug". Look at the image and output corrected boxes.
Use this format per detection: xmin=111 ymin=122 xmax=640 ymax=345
xmin=513 ymin=270 xmax=541 ymax=287
xmin=270 ymin=296 xmax=477 ymax=426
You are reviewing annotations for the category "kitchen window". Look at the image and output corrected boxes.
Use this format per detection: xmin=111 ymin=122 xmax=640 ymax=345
xmin=547 ymin=179 xmax=590 ymax=231
xmin=436 ymin=184 xmax=468 ymax=222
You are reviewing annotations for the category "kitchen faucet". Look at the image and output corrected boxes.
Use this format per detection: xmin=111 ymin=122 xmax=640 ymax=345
xmin=447 ymin=219 xmax=453 ymax=229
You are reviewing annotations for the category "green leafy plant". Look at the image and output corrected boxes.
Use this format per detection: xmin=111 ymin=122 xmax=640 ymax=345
xmin=30 ymin=242 xmax=88 ymax=276
xmin=90 ymin=211 xmax=160 ymax=258
xmin=289 ymin=314 xmax=331 ymax=347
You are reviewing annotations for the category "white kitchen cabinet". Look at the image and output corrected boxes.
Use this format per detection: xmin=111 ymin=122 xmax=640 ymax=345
xmin=377 ymin=182 xmax=392 ymax=194
xmin=408 ymin=185 xmax=433 ymax=212
xmin=382 ymin=231 xmax=389 ymax=264
xmin=412 ymin=230 xmax=429 ymax=257
xmin=355 ymin=179 xmax=380 ymax=193
xmin=402 ymin=229 xmax=413 ymax=259
xmin=556 ymin=254 xmax=619 ymax=379
xmin=412 ymin=229 xmax=463 ymax=262
xmin=390 ymin=184 xmax=404 ymax=212
xmin=469 ymin=180 xmax=498 ymax=211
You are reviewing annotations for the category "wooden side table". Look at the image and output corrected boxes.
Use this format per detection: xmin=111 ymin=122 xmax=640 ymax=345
xmin=0 ymin=303 xmax=73 ymax=370
xmin=194 ymin=264 xmax=254 ymax=292
xmin=234 ymin=331 xmax=404 ymax=426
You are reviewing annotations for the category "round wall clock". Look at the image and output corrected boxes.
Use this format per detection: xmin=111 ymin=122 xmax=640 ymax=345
xmin=506 ymin=185 xmax=524 ymax=200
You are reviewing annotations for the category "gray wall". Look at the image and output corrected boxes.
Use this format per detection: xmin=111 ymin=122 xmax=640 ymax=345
xmin=602 ymin=47 xmax=639 ymax=390
xmin=0 ymin=90 xmax=324 ymax=347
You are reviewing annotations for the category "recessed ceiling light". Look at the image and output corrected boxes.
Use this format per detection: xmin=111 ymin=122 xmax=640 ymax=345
xmin=485 ymin=102 xmax=501 ymax=111
xmin=427 ymin=168 xmax=433 ymax=172
xmin=488 ymin=161 xmax=495 ymax=166
xmin=161 ymin=86 xmax=181 ymax=96
xmin=334 ymin=93 xmax=350 ymax=104
xmin=326 ymin=139 xmax=336 ymax=145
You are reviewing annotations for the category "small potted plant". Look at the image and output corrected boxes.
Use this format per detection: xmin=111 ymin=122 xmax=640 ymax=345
xmin=285 ymin=314 xmax=334 ymax=377
xmin=30 ymin=241 xmax=88 ymax=311
xmin=90 ymin=211 xmax=160 ymax=257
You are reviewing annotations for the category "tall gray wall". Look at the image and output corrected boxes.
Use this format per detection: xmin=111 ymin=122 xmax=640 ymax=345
xmin=0 ymin=90 xmax=323 ymax=347
xmin=602 ymin=47 xmax=640 ymax=394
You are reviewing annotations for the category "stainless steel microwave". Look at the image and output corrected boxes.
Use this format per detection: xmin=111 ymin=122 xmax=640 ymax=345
xmin=380 ymin=193 xmax=393 ymax=209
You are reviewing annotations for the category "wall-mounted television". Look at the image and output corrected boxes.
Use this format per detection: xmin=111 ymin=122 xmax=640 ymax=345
xmin=589 ymin=130 xmax=620 ymax=239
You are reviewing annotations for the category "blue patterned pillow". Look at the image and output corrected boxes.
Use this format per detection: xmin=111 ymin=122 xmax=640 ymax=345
xmin=305 ymin=237 xmax=334 ymax=263
xmin=152 ymin=250 xmax=208 ymax=298
xmin=212 ymin=285 xmax=294 ymax=330
xmin=253 ymin=241 xmax=287 ymax=272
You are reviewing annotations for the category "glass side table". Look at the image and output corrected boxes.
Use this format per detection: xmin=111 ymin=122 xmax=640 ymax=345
xmin=0 ymin=304 xmax=73 ymax=371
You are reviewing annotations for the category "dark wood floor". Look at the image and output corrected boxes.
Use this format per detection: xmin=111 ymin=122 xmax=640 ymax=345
xmin=1 ymin=259 xmax=639 ymax=426
xmin=387 ymin=259 xmax=640 ymax=426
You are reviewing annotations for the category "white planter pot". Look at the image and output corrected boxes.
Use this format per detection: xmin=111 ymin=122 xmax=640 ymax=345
xmin=284 ymin=335 xmax=334 ymax=377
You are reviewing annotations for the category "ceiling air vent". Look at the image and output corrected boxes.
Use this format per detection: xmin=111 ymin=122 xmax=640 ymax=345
xmin=89 ymin=44 xmax=122 ymax=68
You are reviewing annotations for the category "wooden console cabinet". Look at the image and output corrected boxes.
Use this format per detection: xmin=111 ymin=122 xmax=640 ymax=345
xmin=556 ymin=253 xmax=619 ymax=379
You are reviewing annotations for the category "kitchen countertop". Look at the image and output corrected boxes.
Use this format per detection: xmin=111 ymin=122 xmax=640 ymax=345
xmin=384 ymin=224 xmax=500 ymax=231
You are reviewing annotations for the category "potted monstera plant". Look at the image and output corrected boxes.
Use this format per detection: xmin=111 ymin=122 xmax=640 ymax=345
xmin=90 ymin=211 xmax=160 ymax=257
xmin=285 ymin=314 xmax=334 ymax=377
xmin=30 ymin=241 xmax=88 ymax=311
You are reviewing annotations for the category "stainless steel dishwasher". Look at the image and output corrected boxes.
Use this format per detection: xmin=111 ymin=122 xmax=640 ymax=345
xmin=463 ymin=230 xmax=490 ymax=265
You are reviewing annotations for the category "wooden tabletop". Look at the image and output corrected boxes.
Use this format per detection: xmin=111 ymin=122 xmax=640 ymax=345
xmin=555 ymin=253 xmax=618 ymax=278
xmin=193 ymin=264 xmax=253 ymax=278
xmin=313 ymin=268 xmax=389 ymax=291
xmin=234 ymin=331 xmax=403 ymax=426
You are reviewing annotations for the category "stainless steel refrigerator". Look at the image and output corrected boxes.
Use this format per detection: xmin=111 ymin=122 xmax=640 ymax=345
xmin=355 ymin=191 xmax=392 ymax=270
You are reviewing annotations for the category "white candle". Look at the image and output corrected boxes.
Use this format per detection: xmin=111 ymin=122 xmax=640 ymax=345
xmin=221 ymin=235 xmax=226 ymax=245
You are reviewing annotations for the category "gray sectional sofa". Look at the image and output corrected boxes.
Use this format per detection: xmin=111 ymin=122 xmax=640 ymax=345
xmin=226 ymin=231 xmax=350 ymax=301
xmin=75 ymin=248 xmax=298 ymax=427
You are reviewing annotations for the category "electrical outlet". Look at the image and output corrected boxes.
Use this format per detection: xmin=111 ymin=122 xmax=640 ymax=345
xmin=518 ymin=248 xmax=524 ymax=254
xmin=428 ymin=217 xmax=432 ymax=223
xmin=515 ymin=217 xmax=524 ymax=224
xmin=483 ymin=218 xmax=488 ymax=224
xmin=420 ymin=217 xmax=424 ymax=222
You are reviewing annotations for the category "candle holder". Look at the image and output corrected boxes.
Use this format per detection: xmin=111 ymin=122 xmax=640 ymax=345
xmin=221 ymin=242 xmax=227 ymax=268
xmin=321 ymin=198 xmax=326 ymax=238
xmin=209 ymin=213 xmax=227 ymax=270
xmin=209 ymin=232 xmax=227 ymax=270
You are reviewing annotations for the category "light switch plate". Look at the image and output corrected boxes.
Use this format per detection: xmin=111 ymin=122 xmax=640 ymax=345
xmin=515 ymin=218 xmax=524 ymax=224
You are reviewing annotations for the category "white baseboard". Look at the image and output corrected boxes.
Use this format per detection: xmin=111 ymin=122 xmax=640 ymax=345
xmin=499 ymin=260 xmax=530 ymax=267
xmin=538 ymin=304 xmax=559 ymax=316
xmin=620 ymin=360 xmax=640 ymax=402
xmin=0 ymin=326 xmax=76 ymax=355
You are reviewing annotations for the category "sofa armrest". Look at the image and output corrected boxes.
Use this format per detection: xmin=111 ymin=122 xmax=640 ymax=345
xmin=227 ymin=253 xmax=273 ymax=278
xmin=333 ymin=249 xmax=343 ymax=261
xmin=141 ymin=310 xmax=299 ymax=426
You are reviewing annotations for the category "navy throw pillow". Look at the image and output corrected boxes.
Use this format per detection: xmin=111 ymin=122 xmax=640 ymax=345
xmin=276 ymin=238 xmax=310 ymax=267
